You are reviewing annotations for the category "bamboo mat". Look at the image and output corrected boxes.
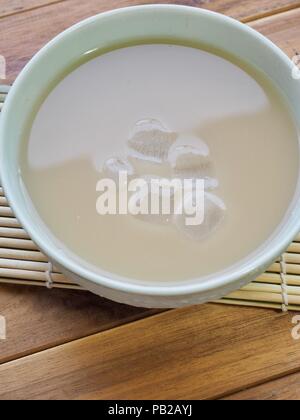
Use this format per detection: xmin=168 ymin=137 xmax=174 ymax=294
xmin=1 ymin=85 xmax=300 ymax=311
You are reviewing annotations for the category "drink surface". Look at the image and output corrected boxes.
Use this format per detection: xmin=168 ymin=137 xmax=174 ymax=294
xmin=21 ymin=44 xmax=299 ymax=283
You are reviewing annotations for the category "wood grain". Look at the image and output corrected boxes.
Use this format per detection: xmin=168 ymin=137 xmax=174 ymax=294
xmin=250 ymin=8 xmax=300 ymax=60
xmin=192 ymin=0 xmax=300 ymax=22
xmin=1 ymin=1 xmax=300 ymax=84
xmin=0 ymin=0 xmax=63 ymax=18
xmin=1 ymin=0 xmax=299 ymax=21
xmin=0 ymin=304 xmax=298 ymax=400
xmin=0 ymin=284 xmax=157 ymax=365
xmin=223 ymin=371 xmax=300 ymax=400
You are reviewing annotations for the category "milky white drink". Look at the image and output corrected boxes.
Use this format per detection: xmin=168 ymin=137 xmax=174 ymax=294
xmin=21 ymin=44 xmax=299 ymax=284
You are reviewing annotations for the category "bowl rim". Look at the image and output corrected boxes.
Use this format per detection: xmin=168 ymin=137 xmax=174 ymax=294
xmin=1 ymin=3 xmax=299 ymax=297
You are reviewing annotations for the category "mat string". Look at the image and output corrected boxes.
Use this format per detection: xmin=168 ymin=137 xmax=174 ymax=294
xmin=45 ymin=262 xmax=54 ymax=289
xmin=280 ymin=254 xmax=289 ymax=312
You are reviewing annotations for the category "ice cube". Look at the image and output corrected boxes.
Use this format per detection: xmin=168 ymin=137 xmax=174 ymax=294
xmin=128 ymin=175 xmax=178 ymax=226
xmin=174 ymin=191 xmax=226 ymax=241
xmin=169 ymin=144 xmax=217 ymax=190
xmin=103 ymin=157 xmax=135 ymax=184
xmin=169 ymin=144 xmax=211 ymax=171
xmin=174 ymin=171 xmax=219 ymax=191
xmin=128 ymin=119 xmax=177 ymax=163
xmin=172 ymin=133 xmax=210 ymax=152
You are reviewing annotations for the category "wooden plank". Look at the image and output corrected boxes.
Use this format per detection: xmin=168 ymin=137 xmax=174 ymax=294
xmin=0 ymin=284 xmax=157 ymax=365
xmin=250 ymin=7 xmax=300 ymax=58
xmin=223 ymin=371 xmax=300 ymax=400
xmin=1 ymin=1 xmax=300 ymax=84
xmin=196 ymin=0 xmax=300 ymax=22
xmin=0 ymin=304 xmax=298 ymax=400
xmin=0 ymin=0 xmax=64 ymax=19
xmin=1 ymin=0 xmax=299 ymax=21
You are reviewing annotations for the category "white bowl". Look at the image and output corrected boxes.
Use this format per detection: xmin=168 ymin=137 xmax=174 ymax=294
xmin=1 ymin=5 xmax=300 ymax=308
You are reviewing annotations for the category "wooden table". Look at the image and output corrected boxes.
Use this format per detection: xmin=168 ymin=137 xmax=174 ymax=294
xmin=1 ymin=0 xmax=300 ymax=400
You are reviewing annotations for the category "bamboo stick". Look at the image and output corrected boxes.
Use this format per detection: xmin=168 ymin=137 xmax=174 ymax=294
xmin=241 ymin=282 xmax=300 ymax=296
xmin=0 ymin=217 xmax=21 ymax=228
xmin=282 ymin=252 xmax=300 ymax=265
xmin=226 ymin=290 xmax=300 ymax=305
xmin=287 ymin=242 xmax=300 ymax=253
xmin=0 ymin=277 xmax=82 ymax=290
xmin=0 ymin=227 xmax=29 ymax=239
xmin=0 ymin=226 xmax=30 ymax=239
xmin=0 ymin=258 xmax=61 ymax=273
xmin=215 ymin=298 xmax=300 ymax=312
xmin=268 ymin=262 xmax=300 ymax=276
xmin=0 ymin=237 xmax=38 ymax=251
xmin=0 ymin=259 xmax=47 ymax=272
xmin=0 ymin=267 xmax=67 ymax=283
xmin=256 ymin=272 xmax=300 ymax=287
xmin=0 ymin=207 xmax=14 ymax=217
xmin=0 ymin=248 xmax=48 ymax=262
xmin=0 ymin=196 xmax=7 ymax=206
